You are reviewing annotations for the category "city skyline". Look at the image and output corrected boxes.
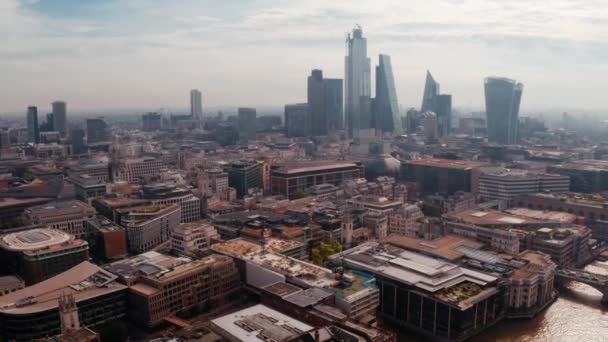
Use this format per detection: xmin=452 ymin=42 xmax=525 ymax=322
xmin=2 ymin=0 xmax=608 ymax=113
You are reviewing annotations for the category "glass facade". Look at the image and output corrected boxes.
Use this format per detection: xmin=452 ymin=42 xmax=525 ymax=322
xmin=484 ymin=77 xmax=524 ymax=145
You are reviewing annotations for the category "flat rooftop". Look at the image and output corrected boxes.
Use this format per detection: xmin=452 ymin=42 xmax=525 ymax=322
xmin=552 ymin=159 xmax=608 ymax=172
xmin=244 ymin=251 xmax=337 ymax=288
xmin=210 ymin=304 xmax=313 ymax=342
xmin=505 ymin=208 xmax=577 ymax=223
xmin=444 ymin=209 xmax=549 ymax=226
xmin=211 ymin=239 xmax=262 ymax=258
xmin=385 ymin=235 xmax=483 ymax=262
xmin=0 ymin=261 xmax=126 ymax=315
xmin=479 ymin=167 xmax=565 ymax=179
xmin=104 ymin=251 xmax=193 ymax=282
xmin=27 ymin=200 xmax=91 ymax=213
xmin=405 ymin=159 xmax=485 ymax=170
xmin=0 ymin=228 xmax=73 ymax=252
xmin=525 ymin=192 xmax=608 ymax=208
xmin=335 ymin=242 xmax=497 ymax=310
xmin=274 ymin=161 xmax=360 ymax=175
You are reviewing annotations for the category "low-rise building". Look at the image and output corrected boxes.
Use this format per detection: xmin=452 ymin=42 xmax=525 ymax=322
xmin=86 ymin=215 xmax=128 ymax=261
xmin=0 ymin=276 xmax=24 ymax=296
xmin=507 ymin=251 xmax=556 ymax=318
xmin=271 ymin=161 xmax=364 ymax=199
xmin=142 ymin=182 xmax=201 ymax=223
xmin=476 ymin=167 xmax=569 ymax=206
xmin=112 ymin=157 xmax=165 ymax=183
xmin=23 ymin=200 xmax=96 ymax=238
xmin=171 ymin=222 xmax=220 ymax=255
xmin=210 ymin=304 xmax=314 ymax=342
xmin=347 ymin=195 xmax=404 ymax=215
xmin=104 ymin=252 xmax=240 ymax=327
xmin=0 ymin=262 xmax=127 ymax=342
xmin=333 ymin=241 xmax=504 ymax=341
xmin=388 ymin=204 xmax=424 ymax=237
xmin=0 ymin=229 xmax=89 ymax=285
xmin=118 ymin=204 xmax=180 ymax=253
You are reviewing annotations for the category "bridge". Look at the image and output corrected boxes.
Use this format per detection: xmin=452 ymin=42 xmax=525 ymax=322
xmin=555 ymin=268 xmax=608 ymax=304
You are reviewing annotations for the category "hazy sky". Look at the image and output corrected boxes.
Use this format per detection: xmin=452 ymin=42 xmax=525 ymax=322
xmin=2 ymin=0 xmax=608 ymax=113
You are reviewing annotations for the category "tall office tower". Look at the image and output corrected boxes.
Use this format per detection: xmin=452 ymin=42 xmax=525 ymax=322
xmin=345 ymin=25 xmax=371 ymax=137
xmin=284 ymin=103 xmax=310 ymax=137
xmin=237 ymin=107 xmax=257 ymax=142
xmin=374 ymin=54 xmax=402 ymax=135
xmin=484 ymin=77 xmax=524 ymax=145
xmin=70 ymin=128 xmax=86 ymax=155
xmin=308 ymin=70 xmax=327 ymax=136
xmin=52 ymin=101 xmax=67 ymax=137
xmin=142 ymin=112 xmax=162 ymax=131
xmin=420 ymin=111 xmax=438 ymax=142
xmin=86 ymin=118 xmax=111 ymax=144
xmin=435 ymin=94 xmax=452 ymax=137
xmin=26 ymin=106 xmax=40 ymax=143
xmin=421 ymin=71 xmax=439 ymax=112
xmin=190 ymin=89 xmax=203 ymax=128
xmin=405 ymin=108 xmax=420 ymax=134
xmin=324 ymin=78 xmax=343 ymax=131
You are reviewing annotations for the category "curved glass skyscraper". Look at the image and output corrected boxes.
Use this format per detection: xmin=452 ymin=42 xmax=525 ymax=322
xmin=484 ymin=77 xmax=524 ymax=145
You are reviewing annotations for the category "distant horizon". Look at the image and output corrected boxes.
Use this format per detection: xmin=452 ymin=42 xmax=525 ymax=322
xmin=2 ymin=0 xmax=608 ymax=113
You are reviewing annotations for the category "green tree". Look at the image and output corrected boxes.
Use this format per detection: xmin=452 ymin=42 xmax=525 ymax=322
xmin=310 ymin=240 xmax=343 ymax=266
xmin=292 ymin=189 xmax=308 ymax=199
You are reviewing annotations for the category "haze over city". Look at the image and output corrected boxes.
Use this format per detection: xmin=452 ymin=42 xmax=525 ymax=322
xmin=2 ymin=0 xmax=608 ymax=113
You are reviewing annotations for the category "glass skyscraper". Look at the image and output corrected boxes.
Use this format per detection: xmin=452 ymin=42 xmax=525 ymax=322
xmin=26 ymin=106 xmax=39 ymax=143
xmin=484 ymin=77 xmax=524 ymax=145
xmin=324 ymin=78 xmax=343 ymax=132
xmin=345 ymin=25 xmax=371 ymax=137
xmin=374 ymin=54 xmax=402 ymax=135
xmin=421 ymin=70 xmax=439 ymax=113
xmin=308 ymin=70 xmax=327 ymax=136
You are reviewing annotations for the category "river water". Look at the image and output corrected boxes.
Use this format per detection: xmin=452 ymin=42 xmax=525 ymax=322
xmin=401 ymin=262 xmax=608 ymax=341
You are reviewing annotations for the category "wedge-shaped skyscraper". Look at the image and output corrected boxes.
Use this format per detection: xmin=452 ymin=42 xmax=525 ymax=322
xmin=421 ymin=70 xmax=439 ymax=113
xmin=374 ymin=54 xmax=401 ymax=134
xmin=484 ymin=77 xmax=524 ymax=145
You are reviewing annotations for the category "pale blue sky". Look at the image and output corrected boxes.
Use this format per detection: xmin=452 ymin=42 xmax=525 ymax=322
xmin=1 ymin=0 xmax=607 ymax=112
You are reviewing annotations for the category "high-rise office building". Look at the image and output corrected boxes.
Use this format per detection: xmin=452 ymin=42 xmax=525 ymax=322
xmin=308 ymin=69 xmax=327 ymax=136
xmin=420 ymin=71 xmax=452 ymax=137
xmin=51 ymin=101 xmax=67 ymax=137
xmin=421 ymin=70 xmax=439 ymax=112
xmin=26 ymin=106 xmax=39 ymax=143
xmin=345 ymin=25 xmax=371 ymax=137
xmin=70 ymin=128 xmax=86 ymax=155
xmin=374 ymin=54 xmax=401 ymax=134
xmin=227 ymin=160 xmax=263 ymax=198
xmin=324 ymin=78 xmax=343 ymax=131
xmin=435 ymin=94 xmax=452 ymax=137
xmin=484 ymin=77 xmax=524 ymax=145
xmin=190 ymin=89 xmax=203 ymax=128
xmin=284 ymin=103 xmax=310 ymax=137
xmin=420 ymin=111 xmax=438 ymax=142
xmin=86 ymin=118 xmax=111 ymax=145
xmin=142 ymin=112 xmax=162 ymax=131
xmin=237 ymin=107 xmax=257 ymax=142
